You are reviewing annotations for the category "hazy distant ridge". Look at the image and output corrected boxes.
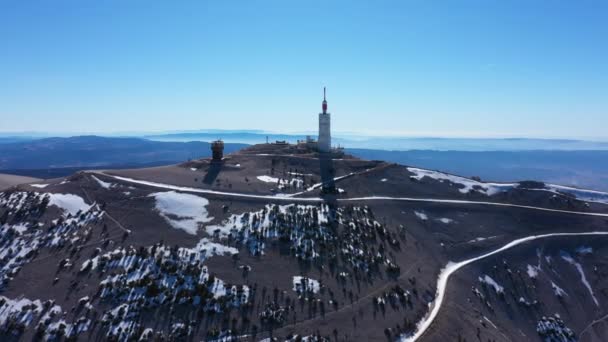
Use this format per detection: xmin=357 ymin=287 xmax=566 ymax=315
xmin=144 ymin=132 xmax=608 ymax=151
xmin=0 ymin=136 xmax=246 ymax=170
xmin=2 ymin=135 xmax=607 ymax=191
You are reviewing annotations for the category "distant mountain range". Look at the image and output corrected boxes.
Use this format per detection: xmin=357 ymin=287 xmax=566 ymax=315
xmin=0 ymin=135 xmax=246 ymax=172
xmin=1 ymin=135 xmax=607 ymax=191
xmin=145 ymin=132 xmax=608 ymax=151
xmin=3 ymin=130 xmax=608 ymax=151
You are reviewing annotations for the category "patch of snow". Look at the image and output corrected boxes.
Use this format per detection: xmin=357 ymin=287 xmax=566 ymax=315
xmin=0 ymin=295 xmax=43 ymax=327
xmin=518 ymin=296 xmax=533 ymax=306
xmin=257 ymin=175 xmax=303 ymax=190
xmin=527 ymin=264 xmax=539 ymax=278
xmin=195 ymin=238 xmax=238 ymax=256
xmin=292 ymin=276 xmax=320 ymax=294
xmin=414 ymin=211 xmax=428 ymax=221
xmin=547 ymin=184 xmax=608 ymax=205
xmin=478 ymin=274 xmax=504 ymax=294
xmin=10 ymin=222 xmax=30 ymax=234
xmin=381 ymin=178 xmax=387 ymax=182
xmin=257 ymin=175 xmax=279 ymax=183
xmin=437 ymin=218 xmax=453 ymax=224
xmin=190 ymin=168 xmax=197 ymax=171
xmin=149 ymin=191 xmax=213 ymax=235
xmin=467 ymin=236 xmax=497 ymax=243
xmin=139 ymin=328 xmax=154 ymax=340
xmin=40 ymin=304 xmax=62 ymax=323
xmin=80 ymin=258 xmax=98 ymax=272
xmin=47 ymin=193 xmax=92 ymax=216
xmin=407 ymin=167 xmax=515 ymax=196
xmin=287 ymin=171 xmax=312 ymax=176
xmin=30 ymin=183 xmax=49 ymax=188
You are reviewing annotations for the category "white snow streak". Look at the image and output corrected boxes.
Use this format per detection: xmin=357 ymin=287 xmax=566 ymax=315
xmin=257 ymin=175 xmax=279 ymax=183
xmin=551 ymin=282 xmax=568 ymax=297
xmin=414 ymin=211 xmax=428 ymax=221
xmin=560 ymin=251 xmax=599 ymax=306
xmin=547 ymin=184 xmax=608 ymax=205
xmin=92 ymin=175 xmax=114 ymax=189
xmin=478 ymin=275 xmax=504 ymax=294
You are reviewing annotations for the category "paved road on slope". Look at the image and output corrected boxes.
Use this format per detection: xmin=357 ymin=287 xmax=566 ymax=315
xmin=401 ymin=231 xmax=608 ymax=342
xmin=95 ymin=172 xmax=608 ymax=219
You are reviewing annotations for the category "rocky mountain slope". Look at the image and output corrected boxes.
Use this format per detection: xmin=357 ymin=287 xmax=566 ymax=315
xmin=1 ymin=143 xmax=607 ymax=341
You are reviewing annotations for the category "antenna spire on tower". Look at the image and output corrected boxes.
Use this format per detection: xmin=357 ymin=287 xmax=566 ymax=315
xmin=322 ymin=87 xmax=328 ymax=114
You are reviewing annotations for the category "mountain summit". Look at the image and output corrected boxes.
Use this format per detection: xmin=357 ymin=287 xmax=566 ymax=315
xmin=1 ymin=143 xmax=607 ymax=341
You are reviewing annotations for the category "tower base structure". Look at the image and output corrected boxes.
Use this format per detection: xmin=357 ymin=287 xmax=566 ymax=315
xmin=318 ymin=112 xmax=331 ymax=153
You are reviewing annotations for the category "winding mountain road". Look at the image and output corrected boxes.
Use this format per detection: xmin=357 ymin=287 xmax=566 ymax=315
xmin=400 ymin=231 xmax=608 ymax=341
xmin=96 ymin=172 xmax=608 ymax=219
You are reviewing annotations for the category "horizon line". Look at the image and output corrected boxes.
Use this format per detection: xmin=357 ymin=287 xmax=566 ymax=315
xmin=1 ymin=129 xmax=607 ymax=143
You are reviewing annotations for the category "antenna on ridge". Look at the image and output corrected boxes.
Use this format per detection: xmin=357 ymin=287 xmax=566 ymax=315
xmin=323 ymin=87 xmax=326 ymax=101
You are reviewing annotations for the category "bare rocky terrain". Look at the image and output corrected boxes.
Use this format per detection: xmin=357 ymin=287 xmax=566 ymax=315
xmin=1 ymin=143 xmax=607 ymax=341
xmin=0 ymin=173 xmax=41 ymax=191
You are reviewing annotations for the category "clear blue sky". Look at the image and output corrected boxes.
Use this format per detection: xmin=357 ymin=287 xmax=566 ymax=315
xmin=1 ymin=1 xmax=607 ymax=138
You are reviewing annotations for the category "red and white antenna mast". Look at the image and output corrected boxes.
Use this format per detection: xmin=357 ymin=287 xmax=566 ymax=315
xmin=322 ymin=87 xmax=328 ymax=114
